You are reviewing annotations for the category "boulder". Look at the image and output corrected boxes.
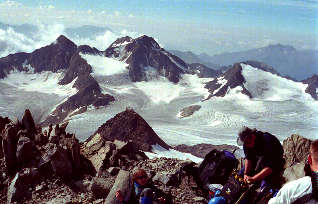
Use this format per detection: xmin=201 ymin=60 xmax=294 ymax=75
xmin=83 ymin=133 xmax=148 ymax=173
xmin=283 ymin=162 xmax=306 ymax=184
xmin=0 ymin=116 xmax=11 ymax=133
xmin=283 ymin=134 xmax=312 ymax=168
xmin=91 ymin=177 xmax=114 ymax=198
xmin=48 ymin=124 xmax=53 ymax=138
xmin=16 ymin=137 xmax=35 ymax=164
xmin=73 ymin=179 xmax=92 ymax=193
xmin=34 ymin=133 xmax=48 ymax=146
xmin=104 ymin=170 xmax=133 ymax=204
xmin=39 ymin=143 xmax=72 ymax=177
xmin=108 ymin=167 xmax=120 ymax=176
xmin=7 ymin=168 xmax=39 ymax=203
xmin=152 ymin=172 xmax=180 ymax=186
xmin=21 ymin=109 xmax=36 ymax=135
xmin=83 ymin=138 xmax=115 ymax=173
xmin=178 ymin=105 xmax=201 ymax=118
xmin=59 ymin=135 xmax=81 ymax=169
xmin=49 ymin=135 xmax=60 ymax=145
xmin=2 ymin=124 xmax=18 ymax=173
xmin=108 ymin=140 xmax=148 ymax=168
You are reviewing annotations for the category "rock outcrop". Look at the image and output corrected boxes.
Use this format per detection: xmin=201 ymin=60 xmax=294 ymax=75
xmin=88 ymin=109 xmax=171 ymax=152
xmin=0 ymin=108 xmax=316 ymax=204
xmin=283 ymin=134 xmax=312 ymax=168
xmin=205 ymin=63 xmax=252 ymax=99
xmin=302 ymin=74 xmax=318 ymax=100
xmin=178 ymin=105 xmax=201 ymax=118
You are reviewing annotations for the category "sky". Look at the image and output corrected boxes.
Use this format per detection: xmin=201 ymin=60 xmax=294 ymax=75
xmin=0 ymin=0 xmax=317 ymax=54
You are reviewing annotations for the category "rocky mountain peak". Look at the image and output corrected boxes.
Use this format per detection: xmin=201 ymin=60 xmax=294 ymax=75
xmin=56 ymin=35 xmax=76 ymax=48
xmin=134 ymin=35 xmax=160 ymax=50
xmin=105 ymin=35 xmax=188 ymax=83
xmin=89 ymin=109 xmax=171 ymax=152
xmin=109 ymin=36 xmax=133 ymax=48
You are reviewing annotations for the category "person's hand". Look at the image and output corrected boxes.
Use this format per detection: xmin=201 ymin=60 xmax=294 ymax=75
xmin=158 ymin=197 xmax=166 ymax=204
xmin=244 ymin=175 xmax=256 ymax=183
xmin=116 ymin=190 xmax=124 ymax=202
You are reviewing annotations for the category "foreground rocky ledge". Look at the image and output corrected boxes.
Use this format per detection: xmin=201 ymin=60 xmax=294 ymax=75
xmin=0 ymin=109 xmax=313 ymax=203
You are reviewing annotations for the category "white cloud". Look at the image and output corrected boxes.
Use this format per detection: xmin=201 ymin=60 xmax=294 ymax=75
xmin=0 ymin=0 xmax=22 ymax=8
xmin=128 ymin=14 xmax=135 ymax=18
xmin=114 ymin=11 xmax=121 ymax=17
xmin=0 ymin=24 xmax=66 ymax=57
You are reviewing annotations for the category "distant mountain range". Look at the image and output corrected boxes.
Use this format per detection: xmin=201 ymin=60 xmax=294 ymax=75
xmin=170 ymin=44 xmax=318 ymax=81
xmin=0 ymin=34 xmax=317 ymax=129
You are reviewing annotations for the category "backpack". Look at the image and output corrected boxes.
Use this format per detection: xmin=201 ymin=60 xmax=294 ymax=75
xmin=198 ymin=149 xmax=238 ymax=189
xmin=221 ymin=174 xmax=247 ymax=204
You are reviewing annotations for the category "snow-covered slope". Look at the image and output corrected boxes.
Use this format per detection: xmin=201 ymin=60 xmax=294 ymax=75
xmin=0 ymin=34 xmax=317 ymax=149
xmin=242 ymin=63 xmax=311 ymax=101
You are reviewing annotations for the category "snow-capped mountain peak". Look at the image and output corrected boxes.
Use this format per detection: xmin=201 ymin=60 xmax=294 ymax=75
xmin=105 ymin=35 xmax=190 ymax=83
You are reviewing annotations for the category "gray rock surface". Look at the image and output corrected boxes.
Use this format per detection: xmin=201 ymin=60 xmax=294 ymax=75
xmin=104 ymin=170 xmax=132 ymax=204
xmin=283 ymin=134 xmax=312 ymax=168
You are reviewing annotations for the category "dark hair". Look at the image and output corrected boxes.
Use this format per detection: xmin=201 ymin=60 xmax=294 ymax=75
xmin=237 ymin=126 xmax=257 ymax=146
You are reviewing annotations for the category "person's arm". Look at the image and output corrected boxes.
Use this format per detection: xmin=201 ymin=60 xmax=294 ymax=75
xmin=244 ymin=159 xmax=253 ymax=176
xmin=249 ymin=167 xmax=272 ymax=182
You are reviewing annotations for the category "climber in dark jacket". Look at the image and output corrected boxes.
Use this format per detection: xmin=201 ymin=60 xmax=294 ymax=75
xmin=237 ymin=127 xmax=284 ymax=191
xmin=116 ymin=168 xmax=167 ymax=204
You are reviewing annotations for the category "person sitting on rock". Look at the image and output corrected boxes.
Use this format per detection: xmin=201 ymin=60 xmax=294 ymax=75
xmin=116 ymin=168 xmax=167 ymax=204
xmin=268 ymin=139 xmax=318 ymax=204
xmin=237 ymin=127 xmax=284 ymax=193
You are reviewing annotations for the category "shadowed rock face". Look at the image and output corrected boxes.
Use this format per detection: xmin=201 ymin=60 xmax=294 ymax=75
xmin=105 ymin=35 xmax=189 ymax=83
xmin=59 ymin=45 xmax=102 ymax=86
xmin=205 ymin=63 xmax=252 ymax=98
xmin=302 ymin=74 xmax=318 ymax=100
xmin=41 ymin=74 xmax=115 ymax=126
xmin=0 ymin=35 xmax=77 ymax=79
xmin=88 ymin=109 xmax=171 ymax=152
xmin=28 ymin=35 xmax=77 ymax=73
xmin=0 ymin=52 xmax=30 ymax=78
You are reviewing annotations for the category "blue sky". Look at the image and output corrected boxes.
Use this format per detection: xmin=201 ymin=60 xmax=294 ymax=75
xmin=0 ymin=0 xmax=317 ymax=54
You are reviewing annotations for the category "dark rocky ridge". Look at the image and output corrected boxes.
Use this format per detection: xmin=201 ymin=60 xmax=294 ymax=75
xmin=205 ymin=63 xmax=252 ymax=99
xmin=188 ymin=63 xmax=219 ymax=78
xmin=88 ymin=109 xmax=171 ymax=152
xmin=0 ymin=35 xmax=77 ymax=79
xmin=302 ymin=74 xmax=318 ymax=100
xmin=0 ymin=35 xmax=115 ymax=126
xmin=174 ymin=143 xmax=239 ymax=159
xmin=204 ymin=61 xmax=308 ymax=100
xmin=105 ymin=35 xmax=190 ymax=83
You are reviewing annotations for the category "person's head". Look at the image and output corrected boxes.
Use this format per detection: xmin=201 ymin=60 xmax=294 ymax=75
xmin=308 ymin=139 xmax=318 ymax=171
xmin=132 ymin=168 xmax=149 ymax=186
xmin=237 ymin=127 xmax=257 ymax=148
